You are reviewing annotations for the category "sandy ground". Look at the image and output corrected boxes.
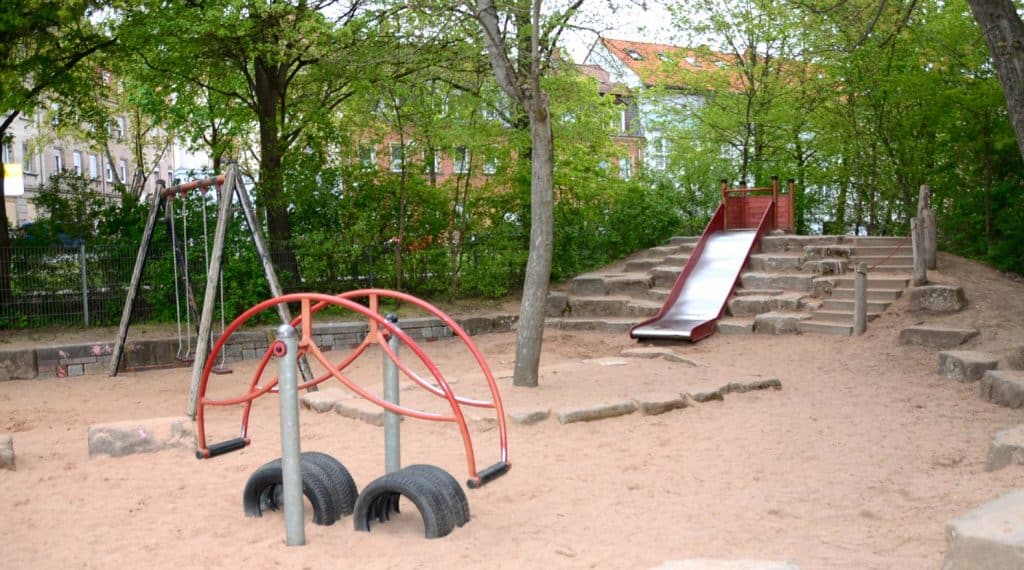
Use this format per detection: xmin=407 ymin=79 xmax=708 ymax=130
xmin=2 ymin=252 xmax=1023 ymax=569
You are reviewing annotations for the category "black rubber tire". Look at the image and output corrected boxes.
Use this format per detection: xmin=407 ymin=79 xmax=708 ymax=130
xmin=242 ymin=458 xmax=337 ymax=526
xmin=301 ymin=451 xmax=358 ymax=517
xmin=401 ymin=464 xmax=469 ymax=527
xmin=353 ymin=471 xmax=458 ymax=539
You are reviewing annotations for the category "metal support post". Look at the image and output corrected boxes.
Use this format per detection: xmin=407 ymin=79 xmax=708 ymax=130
xmin=853 ymin=263 xmax=867 ymax=336
xmin=383 ymin=314 xmax=401 ymax=474
xmin=275 ymin=324 xmax=305 ymax=546
xmin=79 ymin=243 xmax=89 ymax=327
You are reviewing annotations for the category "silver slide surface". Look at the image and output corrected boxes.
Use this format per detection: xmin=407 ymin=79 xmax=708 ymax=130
xmin=631 ymin=229 xmax=757 ymax=340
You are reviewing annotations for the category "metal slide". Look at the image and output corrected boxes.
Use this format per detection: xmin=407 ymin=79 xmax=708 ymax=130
xmin=631 ymin=205 xmax=765 ymax=342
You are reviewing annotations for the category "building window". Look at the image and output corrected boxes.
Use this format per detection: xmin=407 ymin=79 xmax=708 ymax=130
xmin=625 ymin=48 xmax=644 ymax=61
xmin=114 ymin=117 xmax=125 ymax=141
xmin=88 ymin=155 xmax=97 ymax=179
xmin=105 ymin=160 xmax=113 ymax=182
xmin=620 ymin=109 xmax=627 ymax=133
xmin=684 ymin=55 xmax=699 ymax=67
xmin=21 ymin=143 xmax=34 ymax=173
xmin=389 ymin=143 xmax=403 ymax=172
xmin=656 ymin=52 xmax=669 ymax=63
xmin=619 ymin=157 xmax=632 ymax=180
xmin=54 ymin=151 xmax=63 ymax=172
xmin=1 ymin=140 xmax=11 ymax=163
xmin=119 ymin=159 xmax=127 ymax=181
xmin=358 ymin=144 xmax=376 ymax=167
xmin=650 ymin=138 xmax=669 ymax=171
xmin=73 ymin=151 xmax=83 ymax=175
xmin=483 ymin=158 xmax=498 ymax=176
xmin=423 ymin=149 xmax=442 ymax=175
xmin=453 ymin=147 xmax=470 ymax=174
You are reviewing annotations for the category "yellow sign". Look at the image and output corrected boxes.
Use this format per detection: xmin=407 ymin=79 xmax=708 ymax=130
xmin=3 ymin=163 xmax=24 ymax=196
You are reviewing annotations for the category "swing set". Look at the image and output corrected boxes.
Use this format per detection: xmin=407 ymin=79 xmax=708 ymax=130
xmin=108 ymin=163 xmax=306 ymax=417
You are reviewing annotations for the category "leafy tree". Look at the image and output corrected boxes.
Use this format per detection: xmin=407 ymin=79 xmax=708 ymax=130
xmin=0 ymin=0 xmax=115 ymax=303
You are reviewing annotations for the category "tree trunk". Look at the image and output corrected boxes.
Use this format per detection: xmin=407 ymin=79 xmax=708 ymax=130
xmin=967 ymin=0 xmax=1024 ymax=162
xmin=255 ymin=60 xmax=299 ymax=288
xmin=511 ymin=95 xmax=554 ymax=388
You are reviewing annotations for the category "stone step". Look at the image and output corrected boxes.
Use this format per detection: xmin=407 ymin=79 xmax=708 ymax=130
xmin=625 ymin=258 xmax=661 ymax=272
xmin=733 ymin=288 xmax=784 ymax=297
xmin=831 ymin=287 xmax=902 ymax=301
xmin=570 ymin=272 xmax=651 ymax=297
xmin=822 ymin=298 xmax=891 ymax=312
xmin=834 ymin=275 xmax=910 ymax=289
xmin=939 ymin=351 xmax=1000 ymax=382
xmin=803 ymin=245 xmax=852 ymax=260
xmin=846 ymin=236 xmax=912 ymax=246
xmin=727 ymin=292 xmax=805 ymax=317
xmin=849 ymin=245 xmax=912 ymax=257
xmin=747 ymin=253 xmax=802 ymax=272
xmin=716 ymin=317 xmax=754 ymax=335
xmin=568 ymin=296 xmax=662 ymax=318
xmin=644 ymin=245 xmax=681 ymax=259
xmin=798 ymin=319 xmax=853 ymax=335
xmin=850 ymin=255 xmax=914 ymax=266
xmin=760 ymin=235 xmax=842 ymax=252
xmin=650 ymin=266 xmax=682 ymax=288
xmin=898 ymin=325 xmax=979 ymax=349
xmin=753 ymin=311 xmax=811 ymax=334
xmin=810 ymin=310 xmax=881 ymax=323
xmin=545 ymin=317 xmax=637 ymax=334
xmin=802 ymin=258 xmax=848 ymax=275
xmin=740 ymin=272 xmax=814 ymax=292
xmin=981 ymin=370 xmax=1024 ymax=408
xmin=668 ymin=236 xmax=700 ymax=247
xmin=647 ymin=288 xmax=672 ymax=302
xmin=943 ymin=489 xmax=1024 ymax=568
xmin=662 ymin=254 xmax=691 ymax=266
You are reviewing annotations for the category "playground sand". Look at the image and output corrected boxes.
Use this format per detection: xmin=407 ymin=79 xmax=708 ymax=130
xmin=1 ymin=252 xmax=1023 ymax=569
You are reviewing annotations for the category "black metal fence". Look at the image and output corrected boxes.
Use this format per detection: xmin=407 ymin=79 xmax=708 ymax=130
xmin=0 ymin=234 xmax=528 ymax=330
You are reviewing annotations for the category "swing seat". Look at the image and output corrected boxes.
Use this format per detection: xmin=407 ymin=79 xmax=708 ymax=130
xmin=211 ymin=364 xmax=233 ymax=375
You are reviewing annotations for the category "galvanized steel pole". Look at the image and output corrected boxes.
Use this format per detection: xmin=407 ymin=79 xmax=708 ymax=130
xmin=853 ymin=263 xmax=867 ymax=336
xmin=383 ymin=314 xmax=401 ymax=474
xmin=275 ymin=324 xmax=305 ymax=546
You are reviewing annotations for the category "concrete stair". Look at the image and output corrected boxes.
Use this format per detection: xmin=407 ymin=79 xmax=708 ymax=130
xmin=547 ymin=233 xmax=910 ymax=338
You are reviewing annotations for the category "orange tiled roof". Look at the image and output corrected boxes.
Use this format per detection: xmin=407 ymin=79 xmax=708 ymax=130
xmin=600 ymin=38 xmax=741 ymax=91
xmin=575 ymin=63 xmax=630 ymax=96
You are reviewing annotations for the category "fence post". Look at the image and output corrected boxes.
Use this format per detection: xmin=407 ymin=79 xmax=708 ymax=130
xmin=911 ymin=217 xmax=927 ymax=286
xmin=79 ymin=243 xmax=89 ymax=327
xmin=853 ymin=263 xmax=867 ymax=336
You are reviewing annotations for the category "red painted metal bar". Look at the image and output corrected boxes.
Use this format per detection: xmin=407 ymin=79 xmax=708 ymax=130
xmin=160 ymin=174 xmax=225 ymax=198
xmin=194 ymin=291 xmax=508 ymax=486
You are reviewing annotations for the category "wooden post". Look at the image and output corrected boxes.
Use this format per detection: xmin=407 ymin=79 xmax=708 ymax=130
xmin=911 ymin=217 xmax=927 ymax=286
xmin=924 ymin=208 xmax=937 ymax=270
xmin=108 ymin=187 xmax=165 ymax=376
xmin=771 ymin=175 xmax=779 ymax=231
xmin=917 ymin=184 xmax=931 ymax=218
xmin=187 ymin=165 xmax=237 ymax=419
xmin=853 ymin=263 xmax=867 ymax=336
xmin=233 ymin=171 xmax=316 ymax=387
xmin=720 ymin=179 xmax=729 ymax=230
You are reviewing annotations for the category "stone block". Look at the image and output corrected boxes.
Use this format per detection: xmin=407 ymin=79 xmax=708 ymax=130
xmin=652 ymin=560 xmax=800 ymax=570
xmin=802 ymin=258 xmax=847 ymax=275
xmin=1000 ymin=345 xmax=1024 ymax=370
xmin=556 ymin=401 xmax=638 ymax=424
xmin=985 ymin=425 xmax=1024 ymax=472
xmin=507 ymin=408 xmax=550 ymax=426
xmin=634 ymin=392 xmax=688 ymax=416
xmin=803 ymin=244 xmax=851 ymax=260
xmin=753 ymin=312 xmax=810 ymax=335
xmin=685 ymin=385 xmax=725 ymax=403
xmin=0 ymin=434 xmax=14 ymax=470
xmin=87 ymin=416 xmax=196 ymax=458
xmin=938 ymin=351 xmax=999 ymax=382
xmin=300 ymin=387 xmax=351 ymax=413
xmin=0 ymin=349 xmax=37 ymax=380
xmin=909 ymin=285 xmax=967 ymax=312
xmin=570 ymin=275 xmax=607 ymax=296
xmin=811 ymin=277 xmax=836 ymax=298
xmin=722 ymin=378 xmax=783 ymax=394
xmin=620 ymin=347 xmax=699 ymax=366
xmin=717 ymin=318 xmax=755 ymax=335
xmin=899 ymin=325 xmax=979 ymax=349
xmin=981 ymin=370 xmax=1024 ymax=409
xmin=943 ymin=488 xmax=1024 ymax=569
xmin=119 ymin=339 xmax=179 ymax=371
xmin=335 ymin=399 xmax=386 ymax=426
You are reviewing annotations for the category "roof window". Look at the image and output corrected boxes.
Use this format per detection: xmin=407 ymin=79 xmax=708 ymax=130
xmin=684 ymin=55 xmax=699 ymax=67
xmin=656 ymin=52 xmax=669 ymax=62
xmin=624 ymin=48 xmax=644 ymax=61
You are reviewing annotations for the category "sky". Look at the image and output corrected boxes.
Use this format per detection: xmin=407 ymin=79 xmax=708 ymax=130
xmin=561 ymin=0 xmax=681 ymax=62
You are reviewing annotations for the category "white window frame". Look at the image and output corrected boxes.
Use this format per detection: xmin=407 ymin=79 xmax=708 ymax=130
xmin=619 ymin=157 xmax=632 ymax=180
xmin=119 ymin=159 xmax=127 ymax=182
xmin=453 ymin=147 xmax=470 ymax=174
xmin=115 ymin=117 xmax=126 ymax=141
xmin=1 ymin=140 xmax=11 ymax=163
xmin=105 ymin=160 xmax=113 ymax=182
xmin=389 ymin=143 xmax=403 ymax=172
xmin=358 ymin=144 xmax=376 ymax=167
xmin=73 ymin=151 xmax=83 ymax=175
xmin=21 ymin=142 xmax=34 ymax=173
xmin=54 ymin=150 xmax=63 ymax=172
xmin=88 ymin=155 xmax=98 ymax=179
xmin=483 ymin=158 xmax=498 ymax=175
